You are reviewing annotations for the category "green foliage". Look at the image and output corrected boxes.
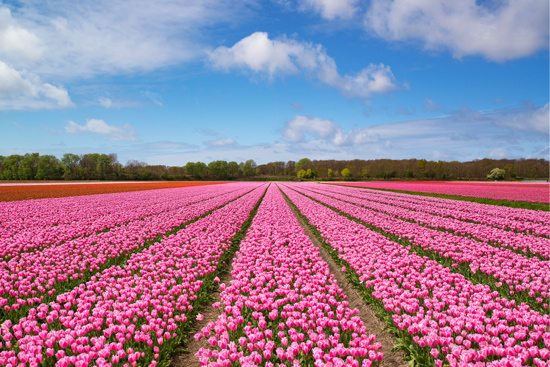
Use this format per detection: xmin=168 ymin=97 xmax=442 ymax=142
xmin=340 ymin=167 xmax=351 ymax=178
xmin=295 ymin=157 xmax=312 ymax=173
xmin=297 ymin=168 xmax=316 ymax=180
xmin=487 ymin=167 xmax=506 ymax=180
xmin=240 ymin=159 xmax=257 ymax=177
xmin=0 ymin=153 xmax=548 ymax=182
xmin=185 ymin=162 xmax=208 ymax=179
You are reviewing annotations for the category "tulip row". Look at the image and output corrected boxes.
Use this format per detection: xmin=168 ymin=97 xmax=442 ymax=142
xmin=195 ymin=185 xmax=383 ymax=367
xmin=312 ymin=184 xmax=550 ymax=259
xmin=290 ymin=184 xmax=550 ymax=310
xmin=281 ymin=184 xmax=550 ymax=366
xmin=0 ymin=184 xmax=237 ymax=259
xmin=335 ymin=181 xmax=550 ymax=204
xmin=327 ymin=183 xmax=550 ymax=237
xmin=0 ymin=184 xmax=266 ymax=366
xmin=0 ymin=183 xmax=260 ymax=316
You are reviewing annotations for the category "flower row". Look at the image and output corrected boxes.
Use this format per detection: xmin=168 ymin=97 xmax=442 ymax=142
xmin=0 ymin=185 xmax=266 ymax=366
xmin=0 ymin=184 xmax=237 ymax=258
xmin=281 ymin=184 xmax=550 ymax=366
xmin=328 ymin=183 xmax=550 ymax=237
xmin=292 ymin=185 xmax=549 ymax=307
xmin=0 ymin=183 xmax=260 ymax=313
xmin=195 ymin=185 xmax=382 ymax=366
xmin=313 ymin=184 xmax=550 ymax=258
xmin=336 ymin=181 xmax=550 ymax=204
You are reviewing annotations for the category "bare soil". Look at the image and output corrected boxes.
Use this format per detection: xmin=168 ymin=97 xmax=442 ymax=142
xmin=170 ymin=261 xmax=234 ymax=367
xmin=291 ymin=201 xmax=408 ymax=367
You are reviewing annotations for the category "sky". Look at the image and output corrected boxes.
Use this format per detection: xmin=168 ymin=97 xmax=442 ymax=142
xmin=0 ymin=0 xmax=548 ymax=165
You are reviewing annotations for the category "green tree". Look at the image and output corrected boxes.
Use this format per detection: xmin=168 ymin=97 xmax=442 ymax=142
xmin=62 ymin=153 xmax=81 ymax=180
xmin=297 ymin=168 xmax=316 ymax=180
xmin=487 ymin=167 xmax=506 ymax=181
xmin=36 ymin=155 xmax=63 ymax=180
xmin=295 ymin=158 xmax=312 ymax=173
xmin=240 ymin=159 xmax=257 ymax=177
xmin=227 ymin=161 xmax=240 ymax=179
xmin=341 ymin=167 xmax=351 ymax=178
xmin=1 ymin=155 xmax=23 ymax=180
xmin=185 ymin=162 xmax=208 ymax=179
xmin=327 ymin=168 xmax=333 ymax=178
xmin=208 ymin=160 xmax=229 ymax=180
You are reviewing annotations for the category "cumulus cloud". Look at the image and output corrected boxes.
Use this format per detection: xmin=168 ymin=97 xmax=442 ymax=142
xmin=0 ymin=1 xmax=251 ymax=109
xmin=0 ymin=1 xmax=248 ymax=78
xmin=298 ymin=0 xmax=358 ymax=20
xmin=0 ymin=61 xmax=72 ymax=110
xmin=283 ymin=116 xmax=342 ymax=144
xmin=365 ymin=0 xmax=549 ymax=61
xmin=0 ymin=7 xmax=44 ymax=63
xmin=65 ymin=119 xmax=136 ymax=140
xmin=209 ymin=32 xmax=399 ymax=98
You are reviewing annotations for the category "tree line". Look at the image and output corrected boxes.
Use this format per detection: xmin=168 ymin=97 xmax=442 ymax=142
xmin=0 ymin=153 xmax=548 ymax=181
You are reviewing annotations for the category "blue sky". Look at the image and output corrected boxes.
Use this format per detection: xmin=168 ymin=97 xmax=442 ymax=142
xmin=0 ymin=0 xmax=548 ymax=165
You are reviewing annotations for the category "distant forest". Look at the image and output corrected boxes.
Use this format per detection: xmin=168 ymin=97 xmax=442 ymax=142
xmin=0 ymin=153 xmax=548 ymax=181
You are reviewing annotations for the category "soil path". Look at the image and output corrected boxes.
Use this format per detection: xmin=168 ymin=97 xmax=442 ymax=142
xmin=286 ymin=189 xmax=408 ymax=367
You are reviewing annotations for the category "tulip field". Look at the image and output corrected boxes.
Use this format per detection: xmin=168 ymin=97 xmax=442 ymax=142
xmin=0 ymin=182 xmax=548 ymax=366
xmin=337 ymin=181 xmax=550 ymax=204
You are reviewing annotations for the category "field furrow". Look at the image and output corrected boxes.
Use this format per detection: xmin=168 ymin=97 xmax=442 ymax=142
xmin=194 ymin=185 xmax=383 ymax=366
xmin=289 ymin=184 xmax=549 ymax=312
xmin=0 ymin=183 xmax=261 ymax=320
xmin=313 ymin=184 xmax=550 ymax=259
xmin=324 ymin=183 xmax=550 ymax=238
xmin=0 ymin=185 xmax=266 ymax=366
xmin=0 ymin=185 xmax=241 ymax=259
xmin=281 ymin=184 xmax=550 ymax=366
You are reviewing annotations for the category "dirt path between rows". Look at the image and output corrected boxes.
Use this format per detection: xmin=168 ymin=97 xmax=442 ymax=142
xmin=287 ymin=194 xmax=408 ymax=367
xmin=170 ymin=258 xmax=234 ymax=367
xmin=172 ymin=185 xmax=406 ymax=367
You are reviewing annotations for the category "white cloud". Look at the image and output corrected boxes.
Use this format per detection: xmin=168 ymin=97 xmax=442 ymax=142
xmin=283 ymin=115 xmax=342 ymax=143
xmin=98 ymin=97 xmax=114 ymax=108
xmin=0 ymin=1 xmax=250 ymax=110
xmin=298 ymin=0 xmax=358 ymax=20
xmin=280 ymin=104 xmax=549 ymax=160
xmin=489 ymin=103 xmax=549 ymax=134
xmin=365 ymin=0 xmax=549 ymax=61
xmin=0 ymin=1 xmax=250 ymax=79
xmin=0 ymin=61 xmax=72 ymax=110
xmin=209 ymin=32 xmax=399 ymax=98
xmin=0 ymin=7 xmax=44 ymax=63
xmin=205 ymin=138 xmax=236 ymax=147
xmin=65 ymin=119 xmax=136 ymax=140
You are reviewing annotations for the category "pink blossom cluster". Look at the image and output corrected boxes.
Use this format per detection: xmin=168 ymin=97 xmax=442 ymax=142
xmin=195 ymin=185 xmax=382 ymax=366
xmin=327 ymin=183 xmax=550 ymax=237
xmin=291 ymin=185 xmax=550 ymax=305
xmin=0 ymin=185 xmax=244 ymax=259
xmin=281 ymin=184 xmax=550 ymax=366
xmin=0 ymin=184 xmax=259 ymax=311
xmin=0 ymin=185 xmax=266 ymax=366
xmin=338 ymin=181 xmax=550 ymax=204
xmin=313 ymin=184 xmax=550 ymax=259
